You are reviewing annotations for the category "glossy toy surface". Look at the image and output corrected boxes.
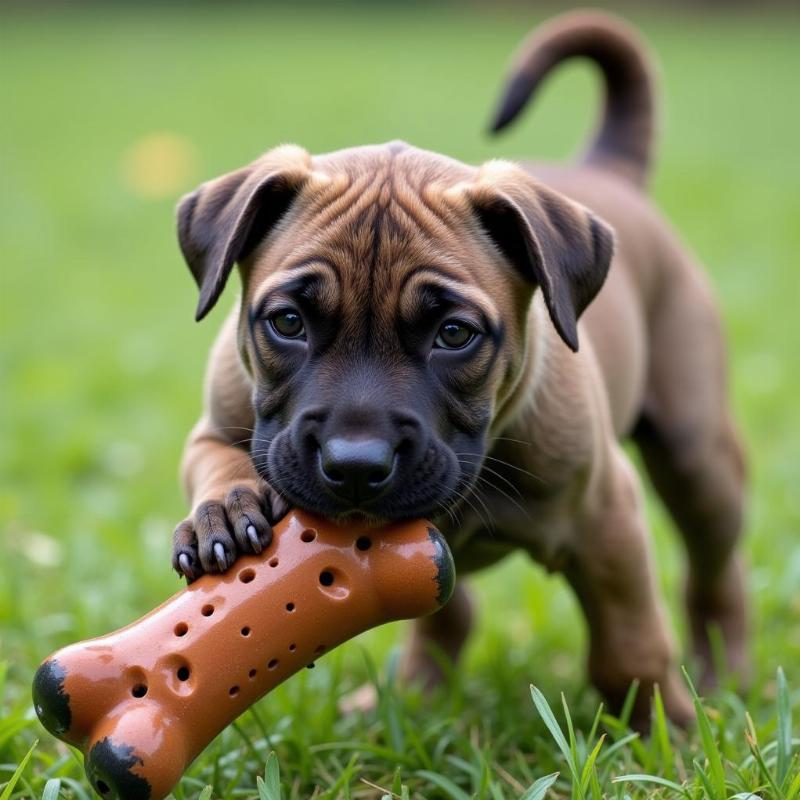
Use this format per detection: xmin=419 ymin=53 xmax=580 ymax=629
xmin=33 ymin=510 xmax=454 ymax=800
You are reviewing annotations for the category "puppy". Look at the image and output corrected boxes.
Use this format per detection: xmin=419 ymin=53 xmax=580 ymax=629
xmin=171 ymin=12 xmax=747 ymax=726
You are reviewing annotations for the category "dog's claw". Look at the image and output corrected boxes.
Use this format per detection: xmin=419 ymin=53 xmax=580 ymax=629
xmin=178 ymin=553 xmax=195 ymax=581
xmin=246 ymin=524 xmax=262 ymax=553
xmin=213 ymin=542 xmax=228 ymax=572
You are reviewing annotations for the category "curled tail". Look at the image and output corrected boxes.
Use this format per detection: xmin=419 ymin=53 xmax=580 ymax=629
xmin=489 ymin=11 xmax=657 ymax=189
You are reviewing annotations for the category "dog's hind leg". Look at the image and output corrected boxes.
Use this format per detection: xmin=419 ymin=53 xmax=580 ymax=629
xmin=633 ymin=256 xmax=748 ymax=689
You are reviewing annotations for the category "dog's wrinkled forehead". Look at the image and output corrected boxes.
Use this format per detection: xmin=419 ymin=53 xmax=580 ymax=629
xmin=179 ymin=140 xmax=614 ymax=354
xmin=245 ymin=142 xmax=506 ymax=350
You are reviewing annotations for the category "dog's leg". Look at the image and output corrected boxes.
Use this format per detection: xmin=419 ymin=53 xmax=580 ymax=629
xmin=173 ymin=419 xmax=284 ymax=580
xmin=633 ymin=265 xmax=748 ymax=688
xmin=400 ymin=580 xmax=475 ymax=689
xmin=339 ymin=581 xmax=474 ymax=714
xmin=173 ymin=313 xmax=287 ymax=580
xmin=563 ymin=446 xmax=694 ymax=729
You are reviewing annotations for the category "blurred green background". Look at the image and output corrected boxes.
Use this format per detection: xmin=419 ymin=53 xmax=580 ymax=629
xmin=1 ymin=2 xmax=799 ymax=797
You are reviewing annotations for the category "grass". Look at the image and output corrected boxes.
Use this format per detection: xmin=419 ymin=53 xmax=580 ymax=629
xmin=1 ymin=2 xmax=799 ymax=798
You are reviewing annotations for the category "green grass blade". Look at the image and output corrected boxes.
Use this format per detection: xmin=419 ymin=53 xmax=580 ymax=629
xmin=520 ymin=772 xmax=559 ymax=800
xmin=650 ymin=683 xmax=676 ymax=781
xmin=776 ymin=666 xmax=792 ymax=787
xmin=445 ymin=755 xmax=480 ymax=782
xmin=560 ymin=692 xmax=579 ymax=762
xmin=257 ymin=752 xmax=282 ymax=800
xmin=598 ymin=732 xmax=640 ymax=786
xmin=391 ymin=767 xmax=403 ymax=796
xmin=478 ymin=752 xmax=491 ymax=798
xmin=692 ymin=757 xmax=718 ymax=799
xmin=0 ymin=739 xmax=38 ymax=800
xmin=745 ymin=731 xmax=781 ymax=798
xmin=618 ymin=680 xmax=640 ymax=730
xmin=197 ymin=787 xmax=213 ymax=800
xmin=265 ymin=752 xmax=280 ymax=795
xmin=530 ymin=686 xmax=581 ymax=787
xmin=588 ymin=769 xmax=602 ymax=800
xmin=612 ymin=773 xmax=690 ymax=796
xmin=786 ymin=761 xmax=800 ymax=800
xmin=41 ymin=778 xmax=61 ymax=800
xmin=531 ymin=686 xmax=571 ymax=762
xmin=587 ymin=703 xmax=604 ymax=747
xmin=579 ymin=735 xmax=605 ymax=794
xmin=415 ymin=771 xmax=471 ymax=800
xmin=682 ymin=667 xmax=726 ymax=799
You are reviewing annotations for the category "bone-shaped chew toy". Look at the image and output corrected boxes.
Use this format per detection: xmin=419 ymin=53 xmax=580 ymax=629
xmin=33 ymin=510 xmax=454 ymax=800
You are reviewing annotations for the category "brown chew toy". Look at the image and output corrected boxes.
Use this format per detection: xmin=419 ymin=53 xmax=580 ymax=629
xmin=33 ymin=510 xmax=454 ymax=800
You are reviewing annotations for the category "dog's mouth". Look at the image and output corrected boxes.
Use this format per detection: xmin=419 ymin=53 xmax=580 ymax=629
xmin=252 ymin=431 xmax=480 ymax=524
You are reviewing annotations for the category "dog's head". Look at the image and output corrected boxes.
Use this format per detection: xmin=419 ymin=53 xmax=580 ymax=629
xmin=177 ymin=142 xmax=613 ymax=521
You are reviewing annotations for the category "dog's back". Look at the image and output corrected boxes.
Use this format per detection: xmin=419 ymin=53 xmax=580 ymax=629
xmin=491 ymin=11 xmax=748 ymax=694
xmin=490 ymin=12 xmax=717 ymax=437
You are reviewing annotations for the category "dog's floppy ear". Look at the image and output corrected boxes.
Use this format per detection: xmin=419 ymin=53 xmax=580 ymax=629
xmin=177 ymin=145 xmax=311 ymax=321
xmin=459 ymin=161 xmax=614 ymax=352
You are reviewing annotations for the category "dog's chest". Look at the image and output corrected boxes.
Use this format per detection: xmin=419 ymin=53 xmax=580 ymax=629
xmin=437 ymin=478 xmax=578 ymax=575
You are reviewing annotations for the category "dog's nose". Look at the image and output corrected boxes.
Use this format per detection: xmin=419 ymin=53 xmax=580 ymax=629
xmin=319 ymin=437 xmax=395 ymax=503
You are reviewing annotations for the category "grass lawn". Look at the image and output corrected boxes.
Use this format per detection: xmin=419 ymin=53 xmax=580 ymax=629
xmin=1 ymin=3 xmax=799 ymax=798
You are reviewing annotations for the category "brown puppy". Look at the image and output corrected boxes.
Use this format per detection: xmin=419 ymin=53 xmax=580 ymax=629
xmin=171 ymin=12 xmax=747 ymax=727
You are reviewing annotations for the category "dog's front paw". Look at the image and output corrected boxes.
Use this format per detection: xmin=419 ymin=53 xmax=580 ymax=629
xmin=172 ymin=485 xmax=288 ymax=581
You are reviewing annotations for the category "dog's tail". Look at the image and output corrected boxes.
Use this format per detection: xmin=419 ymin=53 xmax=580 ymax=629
xmin=489 ymin=11 xmax=657 ymax=189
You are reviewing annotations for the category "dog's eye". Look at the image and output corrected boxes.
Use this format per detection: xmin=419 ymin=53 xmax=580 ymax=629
xmin=434 ymin=320 xmax=476 ymax=350
xmin=269 ymin=310 xmax=305 ymax=340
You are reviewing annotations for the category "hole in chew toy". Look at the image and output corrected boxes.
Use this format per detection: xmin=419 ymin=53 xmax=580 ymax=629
xmin=249 ymin=669 xmax=257 ymax=679
xmin=96 ymin=780 xmax=110 ymax=796
xmin=239 ymin=568 xmax=255 ymax=583
xmin=317 ymin=567 xmax=350 ymax=599
xmin=285 ymin=602 xmax=295 ymax=612
xmin=300 ymin=529 xmax=317 ymax=543
xmin=162 ymin=655 xmax=194 ymax=696
xmin=174 ymin=622 xmax=189 ymax=637
xmin=269 ymin=557 xmax=279 ymax=568
xmin=229 ymin=685 xmax=239 ymax=697
xmin=131 ymin=683 xmax=148 ymax=698
xmin=201 ymin=604 xmax=214 ymax=617
xmin=289 ymin=643 xmax=296 ymax=652
xmin=268 ymin=658 xmax=279 ymax=670
xmin=356 ymin=536 xmax=372 ymax=551
xmin=241 ymin=626 xmax=251 ymax=637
